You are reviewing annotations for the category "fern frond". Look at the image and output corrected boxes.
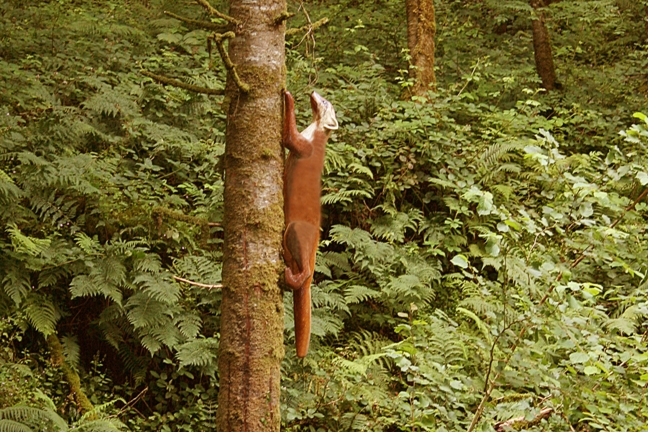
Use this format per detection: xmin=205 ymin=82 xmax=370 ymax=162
xmin=23 ymin=294 xmax=59 ymax=335
xmin=606 ymin=305 xmax=643 ymax=334
xmin=345 ymin=285 xmax=380 ymax=304
xmin=175 ymin=338 xmax=218 ymax=368
xmin=6 ymin=224 xmax=51 ymax=257
xmin=0 ymin=419 xmax=32 ymax=432
xmin=61 ymin=334 xmax=81 ymax=370
xmin=2 ymin=270 xmax=30 ymax=305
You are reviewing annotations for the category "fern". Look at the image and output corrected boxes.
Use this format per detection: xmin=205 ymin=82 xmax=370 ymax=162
xmin=125 ymin=292 xmax=170 ymax=330
xmin=2 ymin=270 xmax=30 ymax=305
xmin=0 ymin=420 xmax=32 ymax=432
xmin=0 ymin=169 xmax=22 ymax=201
xmin=175 ymin=338 xmax=219 ymax=368
xmin=23 ymin=294 xmax=59 ymax=336
xmin=0 ymin=406 xmax=67 ymax=431
xmin=344 ymin=284 xmax=380 ymax=304
xmin=60 ymin=335 xmax=81 ymax=370
xmin=606 ymin=305 xmax=644 ymax=334
xmin=6 ymin=224 xmax=51 ymax=257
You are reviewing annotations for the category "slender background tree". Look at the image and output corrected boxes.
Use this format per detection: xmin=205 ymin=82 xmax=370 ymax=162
xmin=530 ymin=0 xmax=558 ymax=90
xmin=405 ymin=0 xmax=437 ymax=96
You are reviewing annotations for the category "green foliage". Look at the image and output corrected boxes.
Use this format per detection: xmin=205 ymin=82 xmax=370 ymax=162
xmin=2 ymin=0 xmax=648 ymax=430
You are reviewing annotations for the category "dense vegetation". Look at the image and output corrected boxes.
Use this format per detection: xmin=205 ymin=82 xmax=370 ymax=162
xmin=1 ymin=0 xmax=647 ymax=430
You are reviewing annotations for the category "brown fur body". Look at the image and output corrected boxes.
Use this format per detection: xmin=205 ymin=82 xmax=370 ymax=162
xmin=282 ymin=90 xmax=337 ymax=357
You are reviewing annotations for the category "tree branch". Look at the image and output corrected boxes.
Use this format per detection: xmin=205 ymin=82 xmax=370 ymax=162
xmin=173 ymin=275 xmax=223 ymax=289
xmin=152 ymin=206 xmax=220 ymax=248
xmin=274 ymin=11 xmax=295 ymax=25
xmin=494 ymin=407 xmax=554 ymax=431
xmin=211 ymin=32 xmax=250 ymax=93
xmin=195 ymin=0 xmax=240 ymax=25
xmin=285 ymin=17 xmax=329 ymax=36
xmin=141 ymin=70 xmax=224 ymax=95
xmin=164 ymin=11 xmax=229 ymax=32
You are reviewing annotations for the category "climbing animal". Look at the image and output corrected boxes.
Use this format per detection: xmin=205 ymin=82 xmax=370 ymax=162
xmin=282 ymin=90 xmax=338 ymax=357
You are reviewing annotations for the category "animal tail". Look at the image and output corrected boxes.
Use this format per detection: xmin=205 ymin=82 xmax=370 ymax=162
xmin=293 ymin=281 xmax=311 ymax=358
xmin=294 ymin=241 xmax=317 ymax=357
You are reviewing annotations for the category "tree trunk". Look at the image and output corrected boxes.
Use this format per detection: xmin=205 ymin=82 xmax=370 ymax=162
xmin=405 ymin=0 xmax=418 ymax=56
xmin=216 ymin=0 xmax=286 ymax=431
xmin=530 ymin=0 xmax=557 ymax=90
xmin=644 ymin=4 xmax=648 ymax=40
xmin=405 ymin=0 xmax=436 ymax=97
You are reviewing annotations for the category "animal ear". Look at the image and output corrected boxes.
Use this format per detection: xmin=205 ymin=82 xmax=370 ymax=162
xmin=322 ymin=108 xmax=338 ymax=130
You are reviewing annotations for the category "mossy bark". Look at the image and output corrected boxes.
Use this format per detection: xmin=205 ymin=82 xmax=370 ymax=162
xmin=405 ymin=0 xmax=436 ymax=97
xmin=530 ymin=0 xmax=557 ymax=90
xmin=215 ymin=1 xmax=286 ymax=431
xmin=645 ymin=4 xmax=648 ymax=40
xmin=46 ymin=334 xmax=95 ymax=418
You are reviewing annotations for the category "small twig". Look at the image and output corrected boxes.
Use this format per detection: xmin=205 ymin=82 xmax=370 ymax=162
xmin=483 ymin=317 xmax=527 ymax=392
xmin=285 ymin=17 xmax=329 ymax=36
xmin=151 ymin=206 xmax=220 ymax=247
xmin=152 ymin=206 xmax=218 ymax=228
xmin=457 ymin=58 xmax=481 ymax=97
xmin=195 ymin=0 xmax=240 ymax=25
xmin=274 ymin=11 xmax=295 ymax=25
xmin=114 ymin=387 xmax=149 ymax=417
xmin=141 ymin=70 xmax=224 ymax=95
xmin=173 ymin=275 xmax=223 ymax=289
xmin=164 ymin=11 xmax=229 ymax=32
xmin=494 ymin=407 xmax=554 ymax=431
xmin=211 ymin=32 xmax=250 ymax=93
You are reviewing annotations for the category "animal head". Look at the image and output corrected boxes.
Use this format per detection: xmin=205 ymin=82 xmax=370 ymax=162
xmin=310 ymin=92 xmax=338 ymax=131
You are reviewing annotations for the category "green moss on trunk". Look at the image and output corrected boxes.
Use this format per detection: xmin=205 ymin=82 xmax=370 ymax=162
xmin=215 ymin=1 xmax=287 ymax=431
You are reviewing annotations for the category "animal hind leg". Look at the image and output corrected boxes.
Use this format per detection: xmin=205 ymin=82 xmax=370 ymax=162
xmin=283 ymin=221 xmax=318 ymax=290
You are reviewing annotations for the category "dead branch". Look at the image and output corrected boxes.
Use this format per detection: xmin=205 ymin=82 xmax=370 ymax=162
xmin=195 ymin=0 xmax=240 ymax=25
xmin=494 ymin=407 xmax=554 ymax=431
xmin=173 ymin=275 xmax=223 ymax=289
xmin=211 ymin=31 xmax=250 ymax=93
xmin=141 ymin=70 xmax=224 ymax=95
xmin=285 ymin=17 xmax=329 ymax=36
xmin=274 ymin=11 xmax=295 ymax=25
xmin=164 ymin=11 xmax=229 ymax=32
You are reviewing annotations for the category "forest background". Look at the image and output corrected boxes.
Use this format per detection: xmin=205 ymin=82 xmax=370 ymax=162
xmin=1 ymin=0 xmax=648 ymax=430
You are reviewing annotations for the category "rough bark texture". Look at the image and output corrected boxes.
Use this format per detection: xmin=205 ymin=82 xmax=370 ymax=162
xmin=405 ymin=0 xmax=418 ymax=57
xmin=530 ymin=0 xmax=557 ymax=90
xmin=405 ymin=0 xmax=436 ymax=97
xmin=47 ymin=334 xmax=95 ymax=417
xmin=216 ymin=0 xmax=286 ymax=431
xmin=645 ymin=4 xmax=648 ymax=40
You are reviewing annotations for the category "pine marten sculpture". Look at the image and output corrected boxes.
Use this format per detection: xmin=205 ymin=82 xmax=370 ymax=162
xmin=283 ymin=90 xmax=338 ymax=358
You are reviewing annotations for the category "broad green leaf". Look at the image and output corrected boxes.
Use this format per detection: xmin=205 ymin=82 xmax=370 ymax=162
xmin=451 ymin=255 xmax=469 ymax=269
xmin=637 ymin=171 xmax=648 ymax=186
xmin=569 ymin=352 xmax=589 ymax=364
xmin=584 ymin=366 xmax=599 ymax=376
